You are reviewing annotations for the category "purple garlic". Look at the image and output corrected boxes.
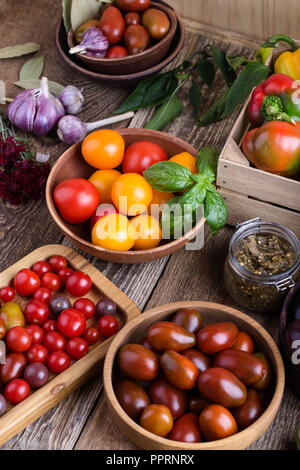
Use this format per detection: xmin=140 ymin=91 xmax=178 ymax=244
xmin=69 ymin=27 xmax=109 ymax=58
xmin=59 ymin=85 xmax=84 ymax=115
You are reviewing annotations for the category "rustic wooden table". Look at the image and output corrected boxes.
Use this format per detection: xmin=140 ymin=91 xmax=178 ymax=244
xmin=0 ymin=0 xmax=299 ymax=451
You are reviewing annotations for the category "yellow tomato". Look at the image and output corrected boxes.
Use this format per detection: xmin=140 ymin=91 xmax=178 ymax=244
xmin=169 ymin=152 xmax=198 ymax=174
xmin=0 ymin=302 xmax=25 ymax=330
xmin=92 ymin=213 xmax=135 ymax=251
xmin=111 ymin=173 xmax=153 ymax=216
xmin=148 ymin=189 xmax=174 ymax=219
xmin=82 ymin=129 xmax=125 ymax=170
xmin=89 ymin=169 xmax=121 ymax=204
xmin=130 ymin=215 xmax=162 ymax=250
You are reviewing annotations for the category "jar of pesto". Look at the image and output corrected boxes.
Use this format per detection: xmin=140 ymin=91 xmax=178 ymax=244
xmin=224 ymin=218 xmax=300 ymax=313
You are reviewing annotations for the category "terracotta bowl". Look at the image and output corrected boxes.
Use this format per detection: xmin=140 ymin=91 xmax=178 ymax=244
xmin=67 ymin=2 xmax=177 ymax=75
xmin=46 ymin=129 xmax=205 ymax=264
xmin=103 ymin=301 xmax=285 ymax=450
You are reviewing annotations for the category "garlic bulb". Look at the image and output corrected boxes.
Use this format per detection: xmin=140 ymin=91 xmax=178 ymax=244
xmin=59 ymin=86 xmax=84 ymax=115
xmin=69 ymin=27 xmax=109 ymax=58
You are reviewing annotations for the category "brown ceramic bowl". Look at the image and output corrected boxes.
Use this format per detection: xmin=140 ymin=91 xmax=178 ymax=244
xmin=103 ymin=301 xmax=285 ymax=450
xmin=67 ymin=2 xmax=177 ymax=75
xmin=46 ymin=129 xmax=205 ymax=264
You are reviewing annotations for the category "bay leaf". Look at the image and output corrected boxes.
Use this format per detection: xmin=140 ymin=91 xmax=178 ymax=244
xmin=19 ymin=56 xmax=44 ymax=81
xmin=14 ymin=79 xmax=65 ymax=95
xmin=0 ymin=42 xmax=40 ymax=59
xmin=70 ymin=0 xmax=103 ymax=32
xmin=62 ymin=0 xmax=73 ymax=33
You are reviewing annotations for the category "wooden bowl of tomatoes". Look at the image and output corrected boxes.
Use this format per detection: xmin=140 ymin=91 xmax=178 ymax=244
xmin=103 ymin=301 xmax=285 ymax=450
xmin=46 ymin=128 xmax=206 ymax=264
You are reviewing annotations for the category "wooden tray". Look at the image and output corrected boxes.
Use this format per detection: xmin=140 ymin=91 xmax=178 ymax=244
xmin=0 ymin=244 xmax=140 ymax=446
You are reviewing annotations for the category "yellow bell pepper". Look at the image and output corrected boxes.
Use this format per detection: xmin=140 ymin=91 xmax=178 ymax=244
xmin=260 ymin=34 xmax=300 ymax=79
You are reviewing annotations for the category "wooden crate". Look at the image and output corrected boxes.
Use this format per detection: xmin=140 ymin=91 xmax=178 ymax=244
xmin=217 ymin=44 xmax=300 ymax=238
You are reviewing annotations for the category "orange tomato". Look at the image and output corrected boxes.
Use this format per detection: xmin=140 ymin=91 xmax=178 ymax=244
xmin=91 ymin=213 xmax=135 ymax=251
xmin=130 ymin=215 xmax=162 ymax=250
xmin=89 ymin=169 xmax=121 ymax=204
xmin=169 ymin=152 xmax=197 ymax=174
xmin=148 ymin=189 xmax=174 ymax=218
xmin=81 ymin=130 xmax=125 ymax=170
xmin=111 ymin=173 xmax=153 ymax=216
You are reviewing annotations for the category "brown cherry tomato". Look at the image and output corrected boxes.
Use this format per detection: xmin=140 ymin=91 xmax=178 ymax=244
xmin=168 ymin=413 xmax=202 ymax=443
xmin=106 ymin=46 xmax=129 ymax=59
xmin=147 ymin=321 xmax=196 ymax=352
xmin=115 ymin=0 xmax=150 ymax=12
xmin=232 ymin=331 xmax=254 ymax=353
xmin=118 ymin=344 xmax=159 ymax=381
xmin=0 ymin=318 xmax=5 ymax=340
xmin=115 ymin=379 xmax=150 ymax=421
xmin=232 ymin=389 xmax=263 ymax=430
xmin=160 ymin=351 xmax=198 ymax=390
xmin=140 ymin=404 xmax=173 ymax=437
xmin=197 ymin=322 xmax=239 ymax=355
xmin=187 ymin=393 xmax=209 ymax=414
xmin=197 ymin=367 xmax=247 ymax=408
xmin=142 ymin=8 xmax=170 ymax=40
xmin=252 ymin=352 xmax=273 ymax=391
xmin=172 ymin=308 xmax=203 ymax=334
xmin=181 ymin=349 xmax=211 ymax=373
xmin=0 ymin=352 xmax=27 ymax=384
xmin=199 ymin=404 xmax=238 ymax=441
xmin=213 ymin=350 xmax=265 ymax=385
xmin=124 ymin=12 xmax=141 ymax=27
xmin=124 ymin=25 xmax=150 ymax=55
xmin=99 ymin=6 xmax=125 ymax=45
xmin=75 ymin=19 xmax=99 ymax=43
xmin=148 ymin=376 xmax=187 ymax=419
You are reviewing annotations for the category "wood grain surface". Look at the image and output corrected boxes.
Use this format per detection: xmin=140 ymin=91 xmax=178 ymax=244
xmin=0 ymin=0 xmax=299 ymax=451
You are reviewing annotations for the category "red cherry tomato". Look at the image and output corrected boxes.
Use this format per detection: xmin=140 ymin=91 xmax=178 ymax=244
xmin=48 ymin=255 xmax=67 ymax=273
xmin=122 ymin=141 xmax=168 ymax=175
xmin=25 ymin=325 xmax=44 ymax=344
xmin=24 ymin=300 xmax=50 ymax=325
xmin=5 ymin=378 xmax=30 ymax=404
xmin=26 ymin=344 xmax=48 ymax=364
xmin=33 ymin=287 xmax=51 ymax=304
xmin=42 ymin=319 xmax=57 ymax=333
xmin=42 ymin=273 xmax=61 ymax=292
xmin=48 ymin=351 xmax=71 ymax=374
xmin=73 ymin=298 xmax=95 ymax=319
xmin=0 ymin=286 xmax=15 ymax=302
xmin=65 ymin=272 xmax=92 ymax=297
xmin=14 ymin=269 xmax=40 ymax=296
xmin=6 ymin=326 xmax=32 ymax=352
xmin=57 ymin=267 xmax=73 ymax=283
xmin=98 ymin=315 xmax=119 ymax=338
xmin=44 ymin=331 xmax=66 ymax=352
xmin=66 ymin=337 xmax=89 ymax=360
xmin=32 ymin=260 xmax=52 ymax=278
xmin=106 ymin=45 xmax=129 ymax=58
xmin=57 ymin=308 xmax=86 ymax=338
xmin=83 ymin=327 xmax=101 ymax=345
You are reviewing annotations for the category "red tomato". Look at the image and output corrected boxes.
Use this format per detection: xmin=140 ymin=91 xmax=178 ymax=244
xmin=48 ymin=351 xmax=70 ymax=374
xmin=65 ymin=272 xmax=92 ymax=297
xmin=0 ymin=286 xmax=15 ymax=302
xmin=99 ymin=6 xmax=125 ymax=44
xmin=106 ymin=45 xmax=129 ymax=58
xmin=90 ymin=203 xmax=118 ymax=231
xmin=48 ymin=255 xmax=67 ymax=273
xmin=14 ymin=269 xmax=40 ymax=296
xmin=57 ymin=267 xmax=73 ymax=283
xmin=83 ymin=327 xmax=101 ymax=345
xmin=42 ymin=320 xmax=57 ymax=333
xmin=5 ymin=378 xmax=30 ymax=404
xmin=66 ymin=337 xmax=89 ymax=360
xmin=122 ymin=141 xmax=168 ymax=175
xmin=24 ymin=300 xmax=50 ymax=325
xmin=73 ymin=298 xmax=95 ymax=319
xmin=57 ymin=309 xmax=86 ymax=338
xmin=98 ymin=315 xmax=119 ymax=338
xmin=33 ymin=287 xmax=51 ymax=304
xmin=53 ymin=178 xmax=100 ymax=224
xmin=25 ymin=325 xmax=44 ymax=344
xmin=32 ymin=260 xmax=52 ymax=278
xmin=44 ymin=331 xmax=66 ymax=352
xmin=26 ymin=344 xmax=48 ymax=364
xmin=6 ymin=326 xmax=32 ymax=352
xmin=42 ymin=273 xmax=61 ymax=292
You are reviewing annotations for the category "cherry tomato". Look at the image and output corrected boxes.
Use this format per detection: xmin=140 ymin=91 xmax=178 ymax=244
xmin=197 ymin=322 xmax=239 ymax=355
xmin=98 ymin=315 xmax=119 ymax=338
xmin=5 ymin=378 xmax=30 ymax=404
xmin=33 ymin=287 xmax=51 ymax=304
xmin=25 ymin=324 xmax=44 ymax=344
xmin=92 ymin=213 xmax=136 ymax=251
xmin=14 ymin=269 xmax=40 ymax=296
xmin=48 ymin=255 xmax=67 ymax=273
xmin=66 ymin=337 xmax=89 ymax=360
xmin=148 ymin=376 xmax=187 ymax=419
xmin=0 ymin=302 xmax=25 ymax=330
xmin=187 ymin=394 xmax=209 ymax=415
xmin=24 ymin=363 xmax=49 ymax=389
xmin=147 ymin=321 xmax=196 ymax=352
xmin=124 ymin=25 xmax=150 ymax=55
xmin=122 ymin=141 xmax=168 ymax=175
xmin=6 ymin=326 xmax=32 ymax=353
xmin=197 ymin=367 xmax=246 ymax=408
xmin=115 ymin=378 xmax=150 ymax=421
xmin=160 ymin=351 xmax=198 ymax=390
xmin=0 ymin=286 xmax=15 ymax=303
xmin=115 ymin=0 xmax=150 ymax=13
xmin=140 ymin=404 xmax=173 ymax=438
xmin=118 ymin=344 xmax=159 ymax=381
xmin=111 ymin=173 xmax=153 ymax=216
xmin=199 ymin=404 xmax=238 ymax=441
xmin=169 ymin=152 xmax=198 ymax=174
xmin=53 ymin=178 xmax=100 ymax=224
xmin=130 ymin=215 xmax=162 ymax=250
xmin=232 ymin=389 xmax=263 ymax=430
xmin=181 ymin=349 xmax=211 ymax=373
xmin=73 ymin=298 xmax=95 ymax=319
xmin=0 ymin=353 xmax=27 ymax=384
xmin=106 ymin=46 xmax=129 ymax=58
xmin=232 ymin=331 xmax=254 ymax=353
xmin=57 ymin=308 xmax=86 ymax=338
xmin=90 ymin=203 xmax=118 ymax=230
xmin=65 ymin=271 xmax=92 ymax=297
xmin=253 ymin=352 xmax=273 ymax=391
xmin=168 ymin=413 xmax=202 ymax=443
xmin=89 ymin=169 xmax=121 ymax=204
xmin=42 ymin=273 xmax=61 ymax=292
xmin=57 ymin=267 xmax=74 ymax=283
xmin=32 ymin=260 xmax=51 ymax=278
xmin=26 ymin=344 xmax=48 ymax=364
xmin=172 ymin=308 xmax=203 ymax=334
xmin=124 ymin=12 xmax=141 ymax=27
xmin=24 ymin=299 xmax=50 ymax=325
xmin=82 ymin=130 xmax=125 ymax=170
xmin=49 ymin=296 xmax=71 ymax=317
xmin=99 ymin=6 xmax=125 ymax=45
xmin=83 ymin=327 xmax=101 ymax=345
xmin=44 ymin=331 xmax=66 ymax=352
xmin=142 ymin=8 xmax=170 ymax=40
xmin=213 ymin=350 xmax=265 ymax=385
xmin=42 ymin=319 xmax=57 ymax=333
xmin=96 ymin=298 xmax=117 ymax=317
xmin=48 ymin=351 xmax=70 ymax=374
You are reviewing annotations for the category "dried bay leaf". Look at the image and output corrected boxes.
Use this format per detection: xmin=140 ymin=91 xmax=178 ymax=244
xmin=19 ymin=56 xmax=44 ymax=81
xmin=14 ymin=79 xmax=65 ymax=95
xmin=70 ymin=0 xmax=103 ymax=32
xmin=62 ymin=0 xmax=73 ymax=33
xmin=0 ymin=42 xmax=40 ymax=59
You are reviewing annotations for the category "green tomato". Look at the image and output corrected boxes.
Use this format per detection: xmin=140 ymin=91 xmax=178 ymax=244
xmin=0 ymin=302 xmax=25 ymax=330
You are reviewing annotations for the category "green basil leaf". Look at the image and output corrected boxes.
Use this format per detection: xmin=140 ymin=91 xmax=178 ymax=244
xmin=19 ymin=56 xmax=44 ymax=81
xmin=197 ymin=58 xmax=215 ymax=87
xmin=144 ymin=161 xmax=194 ymax=192
xmin=211 ymin=46 xmax=236 ymax=87
xmin=196 ymin=147 xmax=219 ymax=182
xmin=222 ymin=61 xmax=270 ymax=117
xmin=197 ymin=90 xmax=229 ymax=126
xmin=177 ymin=183 xmax=206 ymax=212
xmin=189 ymin=80 xmax=202 ymax=119
xmin=0 ymin=42 xmax=40 ymax=59
xmin=204 ymin=190 xmax=227 ymax=235
xmin=145 ymin=93 xmax=183 ymax=130
xmin=161 ymin=197 xmax=195 ymax=240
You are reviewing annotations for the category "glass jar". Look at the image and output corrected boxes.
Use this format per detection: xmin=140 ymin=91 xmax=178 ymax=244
xmin=224 ymin=218 xmax=300 ymax=313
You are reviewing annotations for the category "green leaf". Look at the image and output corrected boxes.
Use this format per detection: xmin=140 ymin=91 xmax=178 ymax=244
xmin=189 ymin=80 xmax=202 ymax=119
xmin=197 ymin=58 xmax=215 ymax=87
xmin=161 ymin=197 xmax=195 ymax=240
xmin=70 ymin=0 xmax=102 ymax=31
xmin=222 ymin=61 xmax=270 ymax=117
xmin=196 ymin=147 xmax=220 ymax=182
xmin=19 ymin=56 xmax=44 ymax=81
xmin=145 ymin=92 xmax=183 ymax=130
xmin=62 ymin=0 xmax=73 ymax=33
xmin=143 ymin=161 xmax=194 ymax=192
xmin=0 ymin=42 xmax=40 ymax=59
xmin=204 ymin=191 xmax=227 ymax=235
xmin=177 ymin=183 xmax=206 ymax=212
xmin=211 ymin=46 xmax=236 ymax=87
xmin=14 ymin=79 xmax=65 ymax=95
xmin=226 ymin=55 xmax=250 ymax=72
xmin=197 ymin=90 xmax=229 ymax=126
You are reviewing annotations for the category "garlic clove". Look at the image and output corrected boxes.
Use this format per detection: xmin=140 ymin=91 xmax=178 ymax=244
xmin=59 ymin=85 xmax=84 ymax=115
xmin=7 ymin=93 xmax=36 ymax=133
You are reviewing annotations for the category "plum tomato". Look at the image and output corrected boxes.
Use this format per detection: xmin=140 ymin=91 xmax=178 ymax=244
xmin=124 ymin=24 xmax=150 ymax=55
xmin=0 ymin=286 xmax=15 ymax=303
xmin=57 ymin=308 xmax=86 ymax=338
xmin=57 ymin=267 xmax=73 ymax=283
xmin=66 ymin=337 xmax=89 ymax=360
xmin=53 ymin=178 xmax=100 ymax=224
xmin=26 ymin=344 xmax=48 ymax=364
xmin=199 ymin=404 xmax=238 ymax=441
xmin=111 ymin=173 xmax=153 ymax=217
xmin=122 ymin=141 xmax=167 ymax=175
xmin=148 ymin=376 xmax=187 ymax=419
xmin=139 ymin=336 xmax=153 ymax=350
xmin=83 ymin=327 xmax=101 ymax=345
xmin=65 ymin=271 xmax=92 ymax=297
xmin=89 ymin=169 xmax=121 ymax=204
xmin=106 ymin=45 xmax=129 ymax=58
xmin=130 ymin=215 xmax=162 ymax=250
xmin=0 ymin=302 xmax=25 ymax=330
xmin=168 ymin=413 xmax=202 ymax=443
xmin=4 ymin=378 xmax=30 ymax=404
xmin=142 ymin=8 xmax=170 ymax=40
xmin=48 ymin=255 xmax=67 ymax=273
xmin=118 ymin=344 xmax=159 ymax=381
xmin=115 ymin=0 xmax=150 ymax=12
xmin=124 ymin=12 xmax=141 ymax=27
xmin=96 ymin=298 xmax=117 ymax=318
xmin=33 ymin=287 xmax=51 ymax=304
xmin=147 ymin=321 xmax=196 ymax=352
xmin=32 ymin=260 xmax=52 ymax=278
xmin=42 ymin=320 xmax=57 ymax=333
xmin=232 ymin=331 xmax=255 ymax=353
xmin=6 ymin=326 xmax=32 ymax=353
xmin=160 ymin=351 xmax=199 ymax=390
xmin=48 ymin=351 xmax=71 ymax=374
xmin=24 ymin=362 xmax=49 ymax=389
xmin=90 ymin=203 xmax=118 ymax=231
xmin=197 ymin=322 xmax=239 ymax=355
xmin=82 ymin=130 xmax=125 ymax=170
xmin=14 ymin=269 xmax=40 ymax=296
xmin=41 ymin=273 xmax=61 ymax=292
xmin=187 ymin=394 xmax=209 ymax=415
xmin=92 ymin=213 xmax=136 ymax=251
xmin=181 ymin=349 xmax=211 ymax=373
xmin=232 ymin=389 xmax=263 ymax=430
xmin=73 ymin=298 xmax=95 ymax=319
xmin=49 ymin=295 xmax=71 ymax=317
xmin=0 ymin=394 xmax=6 ymax=416
xmin=25 ymin=324 xmax=44 ymax=344
xmin=99 ymin=6 xmax=125 ymax=45
xmin=140 ymin=404 xmax=173 ymax=438
xmin=24 ymin=299 xmax=50 ymax=325
xmin=213 ymin=350 xmax=265 ymax=385
xmin=115 ymin=378 xmax=150 ymax=421
xmin=169 ymin=152 xmax=198 ymax=174
xmin=0 ymin=352 xmax=27 ymax=384
xmin=98 ymin=314 xmax=119 ymax=338
xmin=172 ymin=308 xmax=203 ymax=334
xmin=253 ymin=352 xmax=273 ymax=391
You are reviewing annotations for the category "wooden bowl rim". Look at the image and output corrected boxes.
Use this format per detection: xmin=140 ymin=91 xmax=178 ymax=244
xmin=46 ymin=128 xmax=206 ymax=259
xmin=103 ymin=301 xmax=285 ymax=450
